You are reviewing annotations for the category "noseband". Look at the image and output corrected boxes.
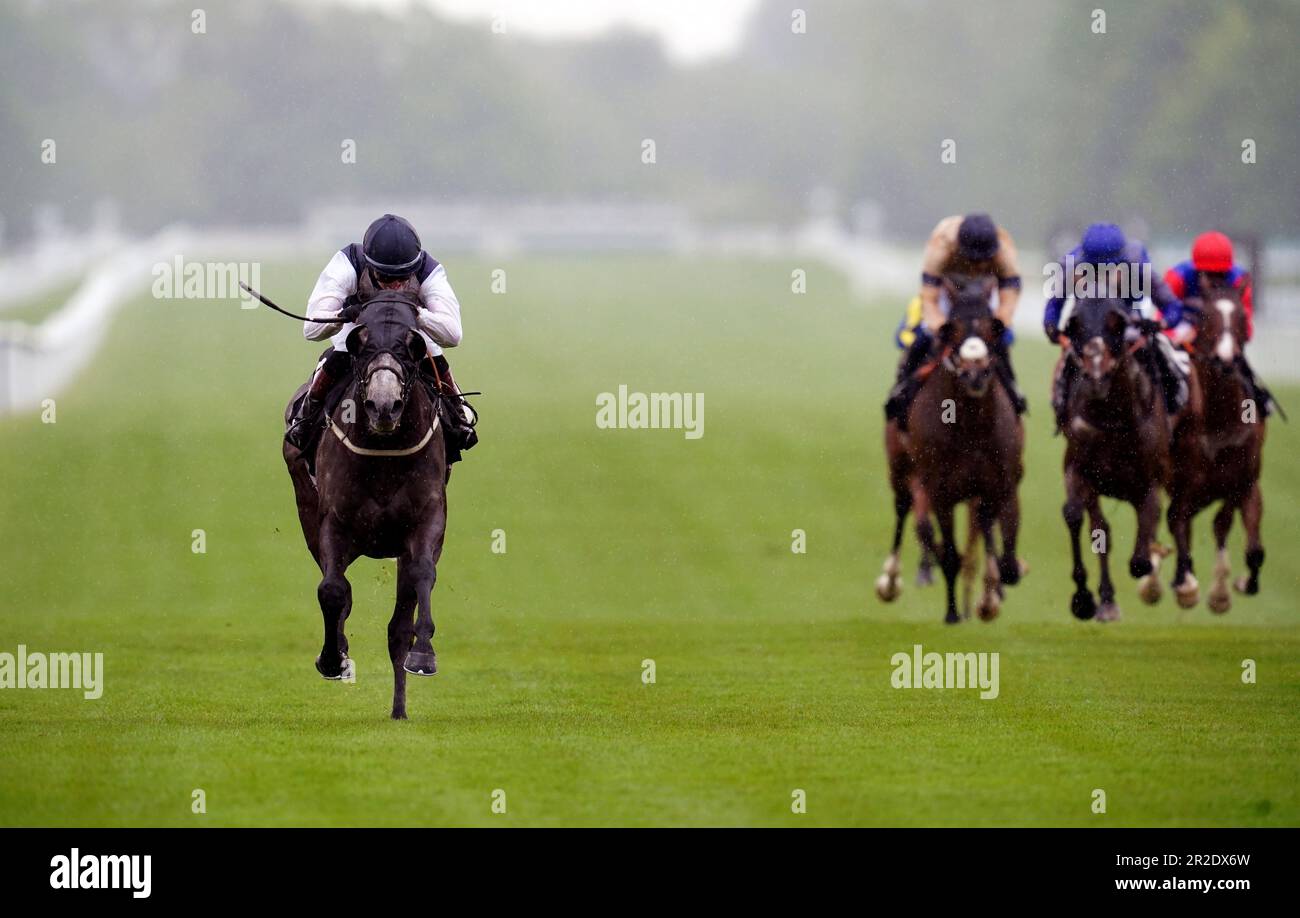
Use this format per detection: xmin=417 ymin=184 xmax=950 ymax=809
xmin=360 ymin=351 xmax=417 ymax=406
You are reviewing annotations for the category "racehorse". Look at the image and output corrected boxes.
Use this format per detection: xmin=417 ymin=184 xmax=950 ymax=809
xmin=1166 ymin=278 xmax=1266 ymax=613
xmin=283 ymin=292 xmax=448 ymax=719
xmin=894 ymin=275 xmax=1025 ymax=623
xmin=1058 ymin=296 xmax=1173 ymax=621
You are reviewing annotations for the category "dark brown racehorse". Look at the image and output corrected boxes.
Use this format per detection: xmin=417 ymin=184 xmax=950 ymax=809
xmin=283 ymin=292 xmax=448 ymax=719
xmin=896 ymin=275 xmax=1024 ymax=623
xmin=1167 ymin=278 xmax=1266 ymax=613
xmin=1058 ymin=296 xmax=1173 ymax=621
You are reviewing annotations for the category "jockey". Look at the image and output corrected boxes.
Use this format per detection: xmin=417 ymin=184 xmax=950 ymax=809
xmin=1163 ymin=231 xmax=1272 ymax=415
xmin=885 ymin=213 xmax=1026 ymax=428
xmin=286 ymin=214 xmax=478 ymax=461
xmin=1044 ymin=222 xmax=1187 ymax=430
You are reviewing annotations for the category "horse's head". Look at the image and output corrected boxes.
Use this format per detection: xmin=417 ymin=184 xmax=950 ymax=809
xmin=938 ymin=274 xmax=998 ymax=397
xmin=1190 ymin=274 xmax=1249 ymax=368
xmin=344 ymin=294 xmax=427 ymax=435
xmin=1068 ymin=296 xmax=1130 ymax=399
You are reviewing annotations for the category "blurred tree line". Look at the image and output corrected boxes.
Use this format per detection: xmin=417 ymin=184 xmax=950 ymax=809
xmin=2 ymin=0 xmax=1296 ymax=244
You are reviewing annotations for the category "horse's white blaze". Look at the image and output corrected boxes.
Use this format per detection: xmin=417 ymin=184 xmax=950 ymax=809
xmin=366 ymin=368 xmax=403 ymax=406
xmin=1215 ymin=298 xmax=1236 ymax=362
xmin=959 ymin=336 xmax=988 ymax=363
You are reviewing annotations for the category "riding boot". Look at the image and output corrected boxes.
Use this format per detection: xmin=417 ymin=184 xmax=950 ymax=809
xmin=1235 ymin=356 xmax=1274 ymax=418
xmin=1150 ymin=341 xmax=1184 ymax=416
xmin=884 ymin=334 xmax=932 ymax=430
xmin=286 ymin=361 xmax=337 ymax=451
xmin=427 ymin=354 xmax=479 ymax=459
xmin=990 ymin=336 xmax=1028 ymax=415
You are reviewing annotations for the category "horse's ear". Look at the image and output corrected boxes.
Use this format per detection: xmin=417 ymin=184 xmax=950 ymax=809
xmin=345 ymin=325 xmax=369 ymax=355
xmin=405 ymin=329 xmax=427 ymax=363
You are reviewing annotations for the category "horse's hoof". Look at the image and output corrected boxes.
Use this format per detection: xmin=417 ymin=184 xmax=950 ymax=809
xmin=1174 ymin=573 xmax=1200 ymax=609
xmin=391 ymin=709 xmax=408 ymax=720
xmin=944 ymin=611 xmax=962 ymax=625
xmin=1096 ymin=601 xmax=1121 ymax=622
xmin=875 ymin=573 xmax=902 ymax=602
xmin=1207 ymin=589 xmax=1231 ymax=614
xmin=316 ymin=654 xmax=355 ymax=681
xmin=1137 ymin=575 xmax=1163 ymax=605
xmin=977 ymin=597 xmax=1001 ymax=622
xmin=403 ymin=651 xmax=438 ymax=676
xmin=916 ymin=567 xmax=935 ymax=588
xmin=998 ymin=556 xmax=1021 ymax=587
xmin=1071 ymin=589 xmax=1097 ymax=620
xmin=1233 ymin=576 xmax=1258 ymax=596
xmin=1130 ymin=556 xmax=1154 ymax=579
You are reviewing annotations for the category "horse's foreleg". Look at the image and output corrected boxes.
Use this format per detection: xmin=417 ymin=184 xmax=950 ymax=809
xmin=1064 ymin=470 xmax=1096 ymax=620
xmin=1167 ymin=494 xmax=1199 ymax=609
xmin=314 ymin=522 xmax=354 ymax=680
xmin=876 ymin=487 xmax=911 ymax=602
xmin=401 ymin=553 xmax=438 ymax=678
xmin=936 ymin=504 xmax=961 ymax=624
xmin=960 ymin=504 xmax=980 ymax=619
xmin=388 ymin=561 xmax=419 ymax=719
xmin=1133 ymin=486 xmax=1165 ymax=605
xmin=912 ymin=483 xmax=938 ymax=588
xmin=1208 ymin=500 xmax=1235 ymax=613
xmin=1236 ymin=482 xmax=1265 ymax=598
xmin=1087 ymin=493 xmax=1120 ymax=621
xmin=997 ymin=491 xmax=1024 ymax=587
xmin=975 ymin=501 xmax=1001 ymax=621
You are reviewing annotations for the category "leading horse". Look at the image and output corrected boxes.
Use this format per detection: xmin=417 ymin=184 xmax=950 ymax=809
xmin=896 ymin=275 xmax=1025 ymax=623
xmin=283 ymin=292 xmax=448 ymax=719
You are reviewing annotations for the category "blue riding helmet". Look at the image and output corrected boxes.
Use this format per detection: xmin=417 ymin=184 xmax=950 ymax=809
xmin=1080 ymin=223 xmax=1127 ymax=264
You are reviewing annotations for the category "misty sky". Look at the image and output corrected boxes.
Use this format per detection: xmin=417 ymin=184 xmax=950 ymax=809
xmin=332 ymin=0 xmax=761 ymax=61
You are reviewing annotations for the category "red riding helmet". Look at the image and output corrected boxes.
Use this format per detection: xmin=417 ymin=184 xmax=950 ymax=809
xmin=1192 ymin=231 xmax=1234 ymax=273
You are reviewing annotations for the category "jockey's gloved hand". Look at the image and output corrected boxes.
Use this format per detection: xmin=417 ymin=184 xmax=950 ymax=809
xmin=1043 ymin=321 xmax=1060 ymax=344
xmin=338 ymin=295 xmax=364 ymax=323
xmin=1136 ymin=317 xmax=1164 ymax=337
xmin=990 ymin=317 xmax=1007 ymax=339
xmin=1169 ymin=321 xmax=1196 ymax=346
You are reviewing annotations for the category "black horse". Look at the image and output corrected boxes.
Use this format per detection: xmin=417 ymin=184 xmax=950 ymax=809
xmin=283 ymin=292 xmax=448 ymax=719
xmin=1058 ymin=297 xmax=1171 ymax=621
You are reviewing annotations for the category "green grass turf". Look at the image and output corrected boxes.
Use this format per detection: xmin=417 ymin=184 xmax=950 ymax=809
xmin=0 ymin=255 xmax=1297 ymax=826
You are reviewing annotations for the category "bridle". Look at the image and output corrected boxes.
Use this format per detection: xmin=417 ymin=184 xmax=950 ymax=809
xmin=326 ymin=345 xmax=437 ymax=458
xmin=359 ymin=350 xmax=418 ymax=408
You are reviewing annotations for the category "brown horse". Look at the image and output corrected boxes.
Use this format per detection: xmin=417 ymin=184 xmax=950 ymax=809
xmin=283 ymin=292 xmax=448 ymax=719
xmin=895 ymin=275 xmax=1025 ymax=624
xmin=1058 ymin=297 xmax=1174 ymax=621
xmin=1167 ymin=279 xmax=1266 ymax=613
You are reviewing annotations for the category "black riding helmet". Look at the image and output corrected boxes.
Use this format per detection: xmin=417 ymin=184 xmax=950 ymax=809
xmin=363 ymin=214 xmax=423 ymax=278
xmin=957 ymin=213 xmax=1000 ymax=262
